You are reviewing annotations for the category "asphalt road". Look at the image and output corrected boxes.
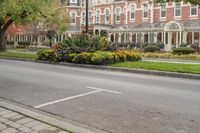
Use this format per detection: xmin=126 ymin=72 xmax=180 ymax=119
xmin=0 ymin=59 xmax=200 ymax=133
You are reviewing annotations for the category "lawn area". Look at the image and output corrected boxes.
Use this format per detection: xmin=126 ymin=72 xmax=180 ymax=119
xmin=112 ymin=61 xmax=200 ymax=74
xmin=0 ymin=52 xmax=38 ymax=60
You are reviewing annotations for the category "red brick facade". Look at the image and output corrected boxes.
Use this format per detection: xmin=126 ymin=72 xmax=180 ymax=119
xmin=66 ymin=0 xmax=199 ymax=29
xmin=6 ymin=0 xmax=200 ymax=51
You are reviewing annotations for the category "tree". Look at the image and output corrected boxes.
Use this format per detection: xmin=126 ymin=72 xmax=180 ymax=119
xmin=156 ymin=0 xmax=200 ymax=5
xmin=46 ymin=30 xmax=57 ymax=47
xmin=0 ymin=0 xmax=69 ymax=52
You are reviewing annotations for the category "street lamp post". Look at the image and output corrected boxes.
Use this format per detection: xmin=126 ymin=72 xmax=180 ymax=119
xmin=85 ymin=0 xmax=89 ymax=34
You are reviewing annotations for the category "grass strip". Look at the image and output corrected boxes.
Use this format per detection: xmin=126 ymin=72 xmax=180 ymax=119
xmin=112 ymin=61 xmax=200 ymax=75
xmin=0 ymin=52 xmax=37 ymax=60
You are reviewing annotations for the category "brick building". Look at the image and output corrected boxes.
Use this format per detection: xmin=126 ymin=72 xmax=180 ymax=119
xmin=7 ymin=0 xmax=200 ymax=51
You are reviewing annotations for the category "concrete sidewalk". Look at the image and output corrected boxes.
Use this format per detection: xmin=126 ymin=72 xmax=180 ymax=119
xmin=0 ymin=100 xmax=97 ymax=133
xmin=0 ymin=106 xmax=69 ymax=133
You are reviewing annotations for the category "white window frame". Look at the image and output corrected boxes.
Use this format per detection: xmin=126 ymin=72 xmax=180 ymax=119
xmin=142 ymin=3 xmax=148 ymax=19
xmin=70 ymin=11 xmax=77 ymax=24
xmin=104 ymin=8 xmax=110 ymax=24
xmin=129 ymin=4 xmax=136 ymax=20
xmin=115 ymin=7 xmax=121 ymax=23
xmin=160 ymin=4 xmax=166 ymax=18
xmin=70 ymin=0 xmax=77 ymax=3
xmin=174 ymin=2 xmax=181 ymax=17
xmin=89 ymin=11 xmax=92 ymax=25
xmin=190 ymin=4 xmax=198 ymax=16
xmin=96 ymin=9 xmax=101 ymax=24
xmin=81 ymin=11 xmax=86 ymax=25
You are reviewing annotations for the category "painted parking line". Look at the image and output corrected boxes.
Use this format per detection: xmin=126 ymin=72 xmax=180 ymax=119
xmin=34 ymin=87 xmax=122 ymax=109
xmin=87 ymin=86 xmax=122 ymax=94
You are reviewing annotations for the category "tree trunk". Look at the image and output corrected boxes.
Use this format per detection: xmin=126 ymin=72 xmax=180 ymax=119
xmin=49 ymin=37 xmax=52 ymax=47
xmin=0 ymin=19 xmax=14 ymax=52
xmin=0 ymin=31 xmax=6 ymax=52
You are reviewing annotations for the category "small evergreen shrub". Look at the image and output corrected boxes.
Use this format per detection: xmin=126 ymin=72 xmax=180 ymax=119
xmin=172 ymin=47 xmax=195 ymax=55
xmin=144 ymin=45 xmax=160 ymax=52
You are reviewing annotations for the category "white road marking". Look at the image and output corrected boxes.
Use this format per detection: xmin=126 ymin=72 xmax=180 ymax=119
xmin=87 ymin=86 xmax=122 ymax=94
xmin=34 ymin=89 xmax=102 ymax=108
xmin=34 ymin=87 xmax=122 ymax=109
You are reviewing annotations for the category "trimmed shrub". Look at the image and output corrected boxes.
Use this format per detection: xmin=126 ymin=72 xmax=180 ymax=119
xmin=141 ymin=43 xmax=148 ymax=48
xmin=144 ymin=45 xmax=160 ymax=52
xmin=191 ymin=44 xmax=198 ymax=50
xmin=173 ymin=47 xmax=195 ymax=55
xmin=180 ymin=43 xmax=189 ymax=48
xmin=155 ymin=43 xmax=164 ymax=49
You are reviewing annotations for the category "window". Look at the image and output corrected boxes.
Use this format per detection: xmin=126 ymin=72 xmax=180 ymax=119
xmin=96 ymin=10 xmax=100 ymax=23
xmin=89 ymin=11 xmax=92 ymax=24
xmin=105 ymin=9 xmax=110 ymax=24
xmin=130 ymin=5 xmax=135 ymax=19
xmin=70 ymin=0 xmax=77 ymax=3
xmin=160 ymin=4 xmax=166 ymax=18
xmin=70 ymin=12 xmax=76 ymax=23
xmin=143 ymin=4 xmax=148 ymax=18
xmin=82 ymin=0 xmax=85 ymax=6
xmin=191 ymin=4 xmax=198 ymax=16
xmin=115 ymin=8 xmax=121 ymax=22
xmin=81 ymin=12 xmax=86 ymax=25
xmin=175 ymin=2 xmax=181 ymax=17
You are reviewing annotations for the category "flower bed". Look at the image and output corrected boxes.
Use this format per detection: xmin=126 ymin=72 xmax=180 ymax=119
xmin=37 ymin=49 xmax=142 ymax=65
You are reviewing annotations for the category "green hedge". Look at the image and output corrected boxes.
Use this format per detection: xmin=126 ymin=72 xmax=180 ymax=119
xmin=144 ymin=45 xmax=160 ymax=52
xmin=173 ymin=47 xmax=195 ymax=55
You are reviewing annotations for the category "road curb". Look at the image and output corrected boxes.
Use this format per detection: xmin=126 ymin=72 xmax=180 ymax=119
xmin=0 ymin=56 xmax=200 ymax=80
xmin=0 ymin=100 xmax=96 ymax=133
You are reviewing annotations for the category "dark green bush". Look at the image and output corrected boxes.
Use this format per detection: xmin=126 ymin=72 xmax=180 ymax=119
xmin=191 ymin=44 xmax=198 ymax=50
xmin=141 ymin=43 xmax=148 ymax=48
xmin=173 ymin=47 xmax=195 ymax=55
xmin=180 ymin=43 xmax=189 ymax=48
xmin=7 ymin=41 xmax=14 ymax=45
xmin=144 ymin=45 xmax=160 ymax=52
xmin=155 ymin=43 xmax=164 ymax=49
xmin=63 ymin=34 xmax=110 ymax=51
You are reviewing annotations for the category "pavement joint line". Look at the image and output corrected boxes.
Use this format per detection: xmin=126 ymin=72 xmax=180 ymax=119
xmin=34 ymin=89 xmax=102 ymax=109
xmin=0 ymin=101 xmax=96 ymax=133
xmin=87 ymin=86 xmax=122 ymax=94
